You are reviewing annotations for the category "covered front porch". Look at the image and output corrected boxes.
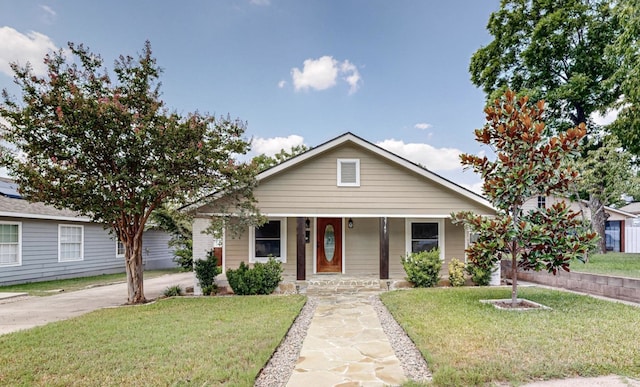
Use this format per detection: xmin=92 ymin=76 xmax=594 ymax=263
xmin=194 ymin=215 xmax=467 ymax=286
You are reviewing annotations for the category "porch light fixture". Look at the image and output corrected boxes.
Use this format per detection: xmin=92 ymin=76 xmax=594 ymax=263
xmin=305 ymin=218 xmax=310 ymax=229
xmin=348 ymin=218 xmax=354 ymax=229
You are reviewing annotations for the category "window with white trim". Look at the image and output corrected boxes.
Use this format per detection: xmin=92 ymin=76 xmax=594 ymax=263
xmin=337 ymin=159 xmax=360 ymax=187
xmin=59 ymin=225 xmax=84 ymax=262
xmin=116 ymin=239 xmax=125 ymax=258
xmin=537 ymin=196 xmax=546 ymax=209
xmin=250 ymin=218 xmax=286 ymax=263
xmin=0 ymin=222 xmax=21 ymax=266
xmin=410 ymin=223 xmax=439 ymax=253
xmin=464 ymin=228 xmax=480 ymax=262
xmin=405 ymin=219 xmax=445 ymax=259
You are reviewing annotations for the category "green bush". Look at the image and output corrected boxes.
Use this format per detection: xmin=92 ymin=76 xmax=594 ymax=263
xmin=401 ymin=249 xmax=442 ymax=288
xmin=194 ymin=250 xmax=222 ymax=295
xmin=226 ymin=258 xmax=284 ymax=295
xmin=466 ymin=263 xmax=492 ymax=286
xmin=448 ymin=258 xmax=466 ymax=287
xmin=163 ymin=284 xmax=183 ymax=297
xmin=172 ymin=239 xmax=193 ymax=271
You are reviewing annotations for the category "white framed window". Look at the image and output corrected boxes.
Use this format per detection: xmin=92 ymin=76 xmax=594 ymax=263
xmin=337 ymin=159 xmax=360 ymax=187
xmin=58 ymin=225 xmax=84 ymax=262
xmin=0 ymin=221 xmax=21 ymax=267
xmin=405 ymin=219 xmax=444 ymax=260
xmin=537 ymin=196 xmax=546 ymax=209
xmin=249 ymin=218 xmax=286 ymax=263
xmin=464 ymin=227 xmax=480 ymax=262
xmin=116 ymin=239 xmax=125 ymax=258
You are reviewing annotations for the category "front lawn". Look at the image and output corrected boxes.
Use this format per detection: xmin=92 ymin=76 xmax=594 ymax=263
xmin=382 ymin=287 xmax=640 ymax=386
xmin=0 ymin=295 xmax=305 ymax=386
xmin=572 ymin=253 xmax=640 ymax=278
xmin=0 ymin=268 xmax=182 ymax=296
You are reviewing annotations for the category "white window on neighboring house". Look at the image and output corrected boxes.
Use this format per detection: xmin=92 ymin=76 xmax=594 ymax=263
xmin=249 ymin=218 xmax=286 ymax=263
xmin=0 ymin=222 xmax=21 ymax=266
xmin=537 ymin=196 xmax=546 ymax=209
xmin=337 ymin=159 xmax=360 ymax=187
xmin=116 ymin=239 xmax=125 ymax=258
xmin=58 ymin=225 xmax=84 ymax=262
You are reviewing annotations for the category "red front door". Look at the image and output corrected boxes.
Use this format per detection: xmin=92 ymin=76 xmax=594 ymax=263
xmin=317 ymin=218 xmax=342 ymax=273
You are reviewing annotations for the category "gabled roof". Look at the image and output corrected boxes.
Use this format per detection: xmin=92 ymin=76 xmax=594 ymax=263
xmin=602 ymin=203 xmax=638 ymax=218
xmin=620 ymin=202 xmax=640 ymax=215
xmin=0 ymin=178 xmax=91 ymax=222
xmin=257 ymin=132 xmax=494 ymax=211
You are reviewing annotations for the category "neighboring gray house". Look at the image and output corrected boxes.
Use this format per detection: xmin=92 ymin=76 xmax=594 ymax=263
xmin=0 ymin=178 xmax=176 ymax=285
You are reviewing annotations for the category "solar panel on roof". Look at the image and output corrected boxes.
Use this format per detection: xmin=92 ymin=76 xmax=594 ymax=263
xmin=0 ymin=180 xmax=22 ymax=199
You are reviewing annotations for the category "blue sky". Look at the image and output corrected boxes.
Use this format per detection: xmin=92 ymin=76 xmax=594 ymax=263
xmin=0 ymin=1 xmax=501 ymax=192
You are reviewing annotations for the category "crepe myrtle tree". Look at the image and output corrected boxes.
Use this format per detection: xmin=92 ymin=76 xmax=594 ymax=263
xmin=0 ymin=41 xmax=260 ymax=304
xmin=452 ymin=90 xmax=597 ymax=306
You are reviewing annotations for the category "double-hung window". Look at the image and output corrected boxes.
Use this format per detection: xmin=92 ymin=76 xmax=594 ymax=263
xmin=406 ymin=219 xmax=444 ymax=259
xmin=250 ymin=218 xmax=286 ymax=263
xmin=411 ymin=222 xmax=439 ymax=253
xmin=537 ymin=196 xmax=546 ymax=209
xmin=0 ymin=222 xmax=21 ymax=266
xmin=116 ymin=239 xmax=125 ymax=258
xmin=59 ymin=225 xmax=84 ymax=262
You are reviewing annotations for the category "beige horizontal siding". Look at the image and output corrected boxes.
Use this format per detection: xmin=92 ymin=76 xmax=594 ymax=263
xmin=245 ymin=144 xmax=492 ymax=216
xmin=443 ymin=220 xmax=466 ymax=277
xmin=343 ymin=218 xmax=379 ymax=276
xmin=389 ymin=218 xmax=407 ymax=278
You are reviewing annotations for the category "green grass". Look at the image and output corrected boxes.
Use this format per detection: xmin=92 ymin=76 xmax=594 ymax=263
xmin=0 ymin=295 xmax=306 ymax=386
xmin=572 ymin=253 xmax=640 ymax=278
xmin=382 ymin=287 xmax=640 ymax=386
xmin=0 ymin=268 xmax=182 ymax=296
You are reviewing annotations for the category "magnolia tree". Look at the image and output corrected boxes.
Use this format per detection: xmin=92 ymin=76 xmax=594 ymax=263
xmin=0 ymin=42 xmax=259 ymax=304
xmin=453 ymin=90 xmax=598 ymax=305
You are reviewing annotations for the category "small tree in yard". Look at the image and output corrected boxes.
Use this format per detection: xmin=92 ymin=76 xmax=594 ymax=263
xmin=0 ymin=42 xmax=259 ymax=304
xmin=452 ymin=90 xmax=598 ymax=306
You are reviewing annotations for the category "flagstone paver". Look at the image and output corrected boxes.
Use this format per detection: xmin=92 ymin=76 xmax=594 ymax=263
xmin=287 ymin=294 xmax=406 ymax=387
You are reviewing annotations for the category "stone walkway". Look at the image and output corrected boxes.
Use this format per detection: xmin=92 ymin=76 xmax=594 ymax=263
xmin=287 ymin=294 xmax=406 ymax=387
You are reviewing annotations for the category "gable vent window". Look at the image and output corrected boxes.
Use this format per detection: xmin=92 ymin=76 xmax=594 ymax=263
xmin=337 ymin=159 xmax=360 ymax=187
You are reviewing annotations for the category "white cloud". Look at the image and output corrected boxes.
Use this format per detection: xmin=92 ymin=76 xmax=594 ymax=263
xmin=291 ymin=56 xmax=362 ymax=94
xmin=461 ymin=181 xmax=484 ymax=195
xmin=40 ymin=5 xmax=56 ymax=18
xmin=278 ymin=80 xmax=286 ymax=88
xmin=0 ymin=27 xmax=58 ymax=77
xmin=250 ymin=0 xmax=270 ymax=5
xmin=591 ymin=107 xmax=621 ymax=126
xmin=340 ymin=60 xmax=361 ymax=94
xmin=414 ymin=123 xmax=432 ymax=130
xmin=251 ymin=135 xmax=305 ymax=156
xmin=376 ymin=139 xmax=462 ymax=171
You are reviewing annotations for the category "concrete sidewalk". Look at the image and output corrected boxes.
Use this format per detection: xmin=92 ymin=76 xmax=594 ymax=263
xmin=0 ymin=272 xmax=193 ymax=335
xmin=287 ymin=294 xmax=406 ymax=387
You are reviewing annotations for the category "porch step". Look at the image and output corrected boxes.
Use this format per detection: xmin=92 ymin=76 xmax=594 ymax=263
xmin=303 ymin=276 xmax=383 ymax=296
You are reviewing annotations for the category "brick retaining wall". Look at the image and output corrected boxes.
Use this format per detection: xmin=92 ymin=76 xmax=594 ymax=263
xmin=501 ymin=260 xmax=640 ymax=303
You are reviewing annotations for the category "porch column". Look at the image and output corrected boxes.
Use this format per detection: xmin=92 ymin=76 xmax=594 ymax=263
xmin=621 ymin=220 xmax=626 ymax=253
xmin=379 ymin=217 xmax=389 ymax=280
xmin=296 ymin=217 xmax=306 ymax=280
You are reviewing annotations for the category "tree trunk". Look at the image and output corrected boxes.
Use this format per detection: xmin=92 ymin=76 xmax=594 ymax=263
xmin=589 ymin=194 xmax=608 ymax=255
xmin=125 ymin=234 xmax=146 ymax=304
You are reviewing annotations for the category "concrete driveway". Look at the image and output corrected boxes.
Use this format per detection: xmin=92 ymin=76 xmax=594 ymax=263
xmin=0 ymin=272 xmax=193 ymax=335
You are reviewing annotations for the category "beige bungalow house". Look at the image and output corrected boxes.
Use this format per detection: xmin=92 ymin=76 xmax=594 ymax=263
xmin=190 ymin=133 xmax=495 ymax=292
